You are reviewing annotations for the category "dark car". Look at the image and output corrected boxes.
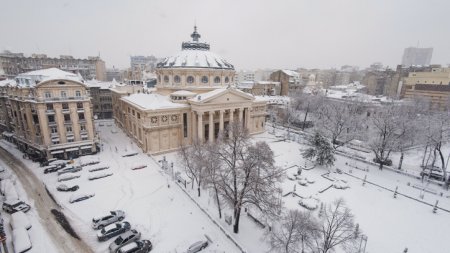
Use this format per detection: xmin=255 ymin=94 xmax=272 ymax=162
xmin=186 ymin=240 xmax=209 ymax=253
xmin=2 ymin=200 xmax=31 ymax=214
xmin=44 ymin=165 xmax=64 ymax=174
xmin=56 ymin=184 xmax=80 ymax=192
xmin=118 ymin=240 xmax=152 ymax=253
xmin=97 ymin=222 xmax=131 ymax=242
xmin=109 ymin=229 xmax=141 ymax=252
xmin=122 ymin=152 xmax=138 ymax=157
xmin=69 ymin=193 xmax=95 ymax=203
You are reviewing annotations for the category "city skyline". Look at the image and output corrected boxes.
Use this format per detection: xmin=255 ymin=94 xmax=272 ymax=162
xmin=1 ymin=0 xmax=449 ymax=70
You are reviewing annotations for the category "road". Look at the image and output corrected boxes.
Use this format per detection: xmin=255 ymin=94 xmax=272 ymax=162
xmin=0 ymin=146 xmax=94 ymax=253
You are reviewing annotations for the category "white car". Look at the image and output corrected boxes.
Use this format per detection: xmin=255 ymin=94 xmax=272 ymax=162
xmin=69 ymin=193 xmax=95 ymax=203
xmin=92 ymin=210 xmax=126 ymax=230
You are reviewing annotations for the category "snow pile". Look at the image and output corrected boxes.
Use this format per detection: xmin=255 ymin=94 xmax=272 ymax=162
xmin=1 ymin=179 xmax=19 ymax=200
xmin=298 ymin=178 xmax=308 ymax=186
xmin=11 ymin=211 xmax=32 ymax=230
xmin=298 ymin=198 xmax=319 ymax=210
xmin=333 ymin=180 xmax=350 ymax=190
xmin=12 ymin=227 xmax=32 ymax=253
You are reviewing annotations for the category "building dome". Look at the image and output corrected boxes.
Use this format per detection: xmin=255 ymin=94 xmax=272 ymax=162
xmin=156 ymin=26 xmax=234 ymax=70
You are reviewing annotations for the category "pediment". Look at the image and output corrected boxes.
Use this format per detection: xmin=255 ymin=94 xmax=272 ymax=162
xmin=195 ymin=88 xmax=255 ymax=104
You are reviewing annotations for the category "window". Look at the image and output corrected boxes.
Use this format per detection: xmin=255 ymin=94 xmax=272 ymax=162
xmin=77 ymin=102 xmax=83 ymax=109
xmin=187 ymin=76 xmax=194 ymax=84
xmin=82 ymin=135 xmax=88 ymax=141
xmin=132 ymin=110 xmax=135 ymax=116
xmin=68 ymin=138 xmax=74 ymax=143
xmin=183 ymin=113 xmax=188 ymax=138
xmin=46 ymin=104 xmax=53 ymax=111
xmin=51 ymin=126 xmax=58 ymax=133
xmin=48 ymin=115 xmax=55 ymax=123
xmin=214 ymin=76 xmax=221 ymax=84
xmin=128 ymin=107 xmax=130 ymax=113
xmin=174 ymin=75 xmax=180 ymax=83
xmin=137 ymin=113 xmax=140 ymax=119
xmin=80 ymin=124 xmax=86 ymax=131
xmin=201 ymin=76 xmax=208 ymax=83
xmin=64 ymin=114 xmax=71 ymax=122
xmin=66 ymin=126 xmax=72 ymax=133
xmin=45 ymin=92 xmax=51 ymax=98
xmin=78 ymin=113 xmax=85 ymax=121
xmin=61 ymin=91 xmax=67 ymax=98
xmin=62 ymin=103 xmax=69 ymax=110
xmin=164 ymin=75 xmax=169 ymax=83
xmin=75 ymin=90 xmax=81 ymax=97
xmin=225 ymin=77 xmax=229 ymax=83
xmin=52 ymin=139 xmax=60 ymax=145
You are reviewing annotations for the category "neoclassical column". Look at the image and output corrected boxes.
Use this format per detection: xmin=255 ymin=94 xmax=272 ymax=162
xmin=191 ymin=111 xmax=197 ymax=140
xmin=229 ymin=109 xmax=234 ymax=139
xmin=209 ymin=111 xmax=214 ymax=143
xmin=239 ymin=108 xmax=244 ymax=126
xmin=229 ymin=109 xmax=234 ymax=123
xmin=219 ymin=110 xmax=224 ymax=133
xmin=245 ymin=107 xmax=250 ymax=129
xmin=197 ymin=111 xmax=204 ymax=142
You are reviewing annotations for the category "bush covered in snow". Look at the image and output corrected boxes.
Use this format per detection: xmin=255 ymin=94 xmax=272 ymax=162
xmin=333 ymin=181 xmax=350 ymax=189
xmin=298 ymin=198 xmax=319 ymax=210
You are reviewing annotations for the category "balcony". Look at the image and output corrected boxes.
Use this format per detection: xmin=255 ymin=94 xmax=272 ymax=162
xmin=45 ymin=110 xmax=55 ymax=115
xmin=62 ymin=109 xmax=70 ymax=114
xmin=77 ymin=108 xmax=85 ymax=113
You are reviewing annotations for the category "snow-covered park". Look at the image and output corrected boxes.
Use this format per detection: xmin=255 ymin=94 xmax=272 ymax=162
xmin=1 ymin=120 xmax=449 ymax=253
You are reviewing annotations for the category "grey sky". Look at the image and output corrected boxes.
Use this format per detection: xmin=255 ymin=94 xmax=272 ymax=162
xmin=1 ymin=0 xmax=449 ymax=70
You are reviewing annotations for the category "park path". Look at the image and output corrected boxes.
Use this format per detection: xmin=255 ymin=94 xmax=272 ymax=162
xmin=0 ymin=146 xmax=94 ymax=253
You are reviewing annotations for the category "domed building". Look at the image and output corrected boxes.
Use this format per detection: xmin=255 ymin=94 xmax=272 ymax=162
xmin=112 ymin=27 xmax=267 ymax=154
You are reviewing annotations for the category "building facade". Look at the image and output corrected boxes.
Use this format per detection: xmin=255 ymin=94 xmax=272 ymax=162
xmin=269 ymin=70 xmax=302 ymax=96
xmin=113 ymin=27 xmax=267 ymax=154
xmin=0 ymin=68 xmax=97 ymax=161
xmin=0 ymin=50 xmax=107 ymax=81
xmin=401 ymin=47 xmax=433 ymax=67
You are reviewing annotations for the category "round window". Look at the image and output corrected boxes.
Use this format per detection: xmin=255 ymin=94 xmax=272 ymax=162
xmin=187 ymin=76 xmax=194 ymax=84
xmin=225 ymin=77 xmax=229 ymax=83
xmin=201 ymin=76 xmax=208 ymax=83
xmin=214 ymin=76 xmax=220 ymax=84
xmin=174 ymin=75 xmax=181 ymax=83
xmin=164 ymin=75 xmax=169 ymax=83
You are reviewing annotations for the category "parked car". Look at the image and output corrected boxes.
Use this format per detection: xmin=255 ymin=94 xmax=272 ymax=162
xmin=122 ymin=152 xmax=138 ymax=157
xmin=97 ymin=221 xmax=131 ymax=242
xmin=48 ymin=160 xmax=67 ymax=168
xmin=108 ymin=229 xmax=141 ymax=253
xmin=57 ymin=166 xmax=82 ymax=176
xmin=118 ymin=240 xmax=152 ymax=253
xmin=2 ymin=200 xmax=31 ymax=214
xmin=420 ymin=170 xmax=445 ymax=181
xmin=43 ymin=165 xmax=60 ymax=174
xmin=58 ymin=174 xmax=81 ymax=182
xmin=69 ymin=193 xmax=95 ymax=203
xmin=92 ymin=210 xmax=126 ymax=230
xmin=56 ymin=184 xmax=79 ymax=192
xmin=186 ymin=241 xmax=209 ymax=253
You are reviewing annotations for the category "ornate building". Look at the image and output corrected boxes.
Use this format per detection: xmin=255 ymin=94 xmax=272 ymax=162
xmin=0 ymin=68 xmax=97 ymax=161
xmin=113 ymin=27 xmax=267 ymax=154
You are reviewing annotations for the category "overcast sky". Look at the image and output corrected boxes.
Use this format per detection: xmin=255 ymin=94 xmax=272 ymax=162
xmin=1 ymin=0 xmax=449 ymax=70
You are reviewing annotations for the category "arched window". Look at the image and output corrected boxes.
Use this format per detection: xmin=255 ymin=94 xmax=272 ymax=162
xmin=225 ymin=76 xmax=229 ymax=83
xmin=164 ymin=75 xmax=169 ymax=83
xmin=214 ymin=76 xmax=221 ymax=84
xmin=201 ymin=76 xmax=208 ymax=83
xmin=187 ymin=76 xmax=194 ymax=84
xmin=174 ymin=75 xmax=181 ymax=84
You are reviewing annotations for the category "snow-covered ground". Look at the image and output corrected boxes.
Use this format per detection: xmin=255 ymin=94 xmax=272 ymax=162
xmin=0 ymin=159 xmax=59 ymax=253
xmin=1 ymin=121 xmax=242 ymax=253
xmin=160 ymin=127 xmax=450 ymax=253
xmin=1 ymin=120 xmax=449 ymax=253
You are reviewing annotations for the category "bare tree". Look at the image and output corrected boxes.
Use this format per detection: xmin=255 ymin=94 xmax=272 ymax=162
xmin=178 ymin=140 xmax=207 ymax=197
xmin=315 ymin=100 xmax=365 ymax=149
xmin=368 ymin=104 xmax=403 ymax=170
xmin=212 ymin=122 xmax=283 ymax=233
xmin=202 ymin=142 xmax=224 ymax=218
xmin=291 ymin=92 xmax=324 ymax=131
xmin=313 ymin=199 xmax=358 ymax=253
xmin=269 ymin=210 xmax=319 ymax=253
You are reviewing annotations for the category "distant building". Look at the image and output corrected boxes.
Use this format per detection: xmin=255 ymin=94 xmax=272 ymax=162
xmin=0 ymin=50 xmax=106 ymax=81
xmin=402 ymin=66 xmax=450 ymax=109
xmin=237 ymin=81 xmax=280 ymax=96
xmin=362 ymin=69 xmax=400 ymax=97
xmin=401 ymin=47 xmax=433 ymax=67
xmin=86 ymin=80 xmax=115 ymax=119
xmin=130 ymin=55 xmax=159 ymax=72
xmin=106 ymin=68 xmax=122 ymax=82
xmin=235 ymin=70 xmax=255 ymax=84
xmin=0 ymin=68 xmax=97 ymax=161
xmin=269 ymin=70 xmax=302 ymax=96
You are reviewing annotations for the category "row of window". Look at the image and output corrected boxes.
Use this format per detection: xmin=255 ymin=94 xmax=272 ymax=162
xmin=46 ymin=102 xmax=84 ymax=111
xmin=44 ymin=90 xmax=83 ymax=98
xmin=50 ymin=124 xmax=87 ymax=134
xmin=47 ymin=113 xmax=85 ymax=123
xmin=161 ymin=75 xmax=232 ymax=84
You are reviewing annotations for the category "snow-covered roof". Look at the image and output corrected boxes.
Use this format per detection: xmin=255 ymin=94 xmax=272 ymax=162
xmin=0 ymin=79 xmax=16 ymax=87
xmin=281 ymin=70 xmax=300 ymax=77
xmin=85 ymin=80 xmax=116 ymax=89
xmin=122 ymin=93 xmax=189 ymax=110
xmin=170 ymin=90 xmax=196 ymax=96
xmin=190 ymin=88 xmax=226 ymax=102
xmin=157 ymin=49 xmax=234 ymax=70
xmin=15 ymin=68 xmax=83 ymax=87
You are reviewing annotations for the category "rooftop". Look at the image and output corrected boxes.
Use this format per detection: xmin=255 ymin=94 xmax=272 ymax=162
xmin=122 ymin=93 xmax=189 ymax=110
